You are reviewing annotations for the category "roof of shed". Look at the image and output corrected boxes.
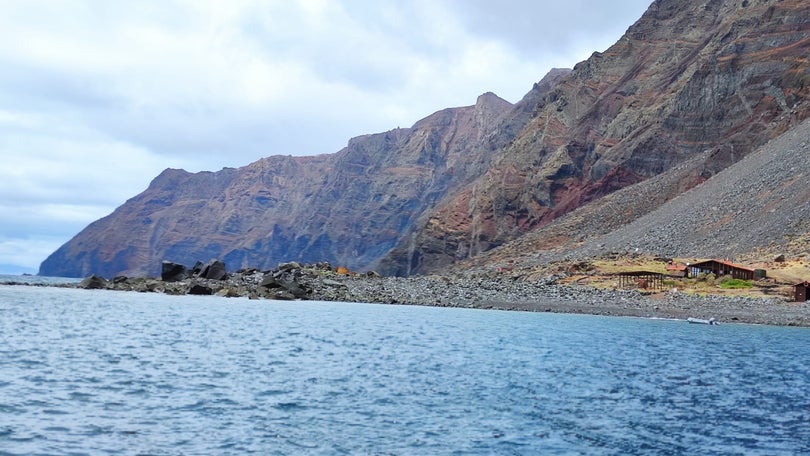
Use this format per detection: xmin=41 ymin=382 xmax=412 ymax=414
xmin=690 ymin=259 xmax=755 ymax=272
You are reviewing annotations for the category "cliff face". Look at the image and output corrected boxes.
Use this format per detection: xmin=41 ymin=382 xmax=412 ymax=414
xmin=468 ymin=115 xmax=810 ymax=273
xmin=40 ymin=94 xmax=514 ymax=278
xmin=41 ymin=0 xmax=810 ymax=279
xmin=380 ymin=0 xmax=810 ymax=275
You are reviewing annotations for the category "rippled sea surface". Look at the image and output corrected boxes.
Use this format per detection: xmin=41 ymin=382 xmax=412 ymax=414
xmin=1 ymin=284 xmax=809 ymax=455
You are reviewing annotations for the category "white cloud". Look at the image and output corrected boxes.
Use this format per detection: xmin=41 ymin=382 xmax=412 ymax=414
xmin=0 ymin=111 xmax=174 ymax=204
xmin=0 ymin=236 xmax=66 ymax=274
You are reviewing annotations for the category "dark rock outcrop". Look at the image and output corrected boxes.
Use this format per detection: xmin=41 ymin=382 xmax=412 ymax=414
xmin=187 ymin=283 xmax=214 ymax=296
xmin=198 ymin=260 xmax=228 ymax=281
xmin=78 ymin=275 xmax=108 ymax=290
xmin=161 ymin=261 xmax=188 ymax=282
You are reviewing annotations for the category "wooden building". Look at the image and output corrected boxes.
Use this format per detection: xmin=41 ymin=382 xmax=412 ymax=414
xmin=688 ymin=259 xmax=756 ymax=280
xmin=616 ymin=271 xmax=665 ymax=290
xmin=794 ymin=281 xmax=810 ymax=302
xmin=665 ymin=261 xmax=688 ymax=277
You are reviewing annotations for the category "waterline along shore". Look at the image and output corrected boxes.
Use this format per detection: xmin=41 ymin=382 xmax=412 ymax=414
xmin=22 ymin=261 xmax=809 ymax=328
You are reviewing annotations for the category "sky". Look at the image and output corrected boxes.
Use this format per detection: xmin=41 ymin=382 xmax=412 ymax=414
xmin=0 ymin=0 xmax=652 ymax=275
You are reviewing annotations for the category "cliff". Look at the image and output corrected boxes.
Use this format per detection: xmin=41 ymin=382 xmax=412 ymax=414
xmin=380 ymin=0 xmax=810 ymax=275
xmin=40 ymin=93 xmax=515 ymax=277
xmin=41 ymin=0 xmax=810 ymax=278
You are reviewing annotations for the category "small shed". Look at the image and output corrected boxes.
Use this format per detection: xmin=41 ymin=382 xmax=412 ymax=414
xmin=794 ymin=281 xmax=810 ymax=302
xmin=616 ymin=271 xmax=665 ymax=290
xmin=665 ymin=261 xmax=688 ymax=277
xmin=688 ymin=259 xmax=756 ymax=281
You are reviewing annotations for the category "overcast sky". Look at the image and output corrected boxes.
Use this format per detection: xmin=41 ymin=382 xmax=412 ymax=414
xmin=0 ymin=0 xmax=652 ymax=275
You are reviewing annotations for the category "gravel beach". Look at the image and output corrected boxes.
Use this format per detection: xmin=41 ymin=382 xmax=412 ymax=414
xmin=313 ymin=273 xmax=810 ymax=328
xmin=35 ymin=262 xmax=810 ymax=328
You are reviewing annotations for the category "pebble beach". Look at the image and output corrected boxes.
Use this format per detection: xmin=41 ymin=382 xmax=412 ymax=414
xmin=54 ymin=262 xmax=810 ymax=328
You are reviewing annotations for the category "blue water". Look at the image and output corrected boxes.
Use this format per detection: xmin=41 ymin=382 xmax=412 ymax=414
xmin=1 ymin=285 xmax=809 ymax=455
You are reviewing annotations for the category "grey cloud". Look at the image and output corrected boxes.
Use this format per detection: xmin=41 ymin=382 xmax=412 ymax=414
xmin=453 ymin=0 xmax=652 ymax=57
xmin=90 ymin=104 xmax=359 ymax=166
xmin=0 ymin=212 xmax=91 ymax=239
xmin=0 ymin=59 xmax=121 ymax=111
xmin=241 ymin=7 xmax=422 ymax=94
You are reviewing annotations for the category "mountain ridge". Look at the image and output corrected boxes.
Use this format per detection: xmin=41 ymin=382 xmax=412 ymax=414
xmin=40 ymin=92 xmax=517 ymax=277
xmin=40 ymin=0 xmax=810 ymax=278
xmin=459 ymin=116 xmax=810 ymax=274
xmin=382 ymin=0 xmax=810 ymax=275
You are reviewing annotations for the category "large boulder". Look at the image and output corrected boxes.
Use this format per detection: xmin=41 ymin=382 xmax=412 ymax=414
xmin=199 ymin=259 xmax=228 ymax=280
xmin=187 ymin=282 xmax=214 ymax=295
xmin=277 ymin=262 xmax=302 ymax=273
xmin=78 ymin=275 xmax=108 ymax=289
xmin=161 ymin=261 xmax=188 ymax=282
xmin=191 ymin=260 xmax=205 ymax=276
xmin=259 ymin=272 xmax=309 ymax=298
xmin=260 ymin=288 xmax=297 ymax=300
xmin=259 ymin=274 xmax=281 ymax=288
xmin=280 ymin=279 xmax=310 ymax=298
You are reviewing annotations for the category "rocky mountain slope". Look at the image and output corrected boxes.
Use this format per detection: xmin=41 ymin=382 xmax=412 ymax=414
xmin=40 ymin=92 xmax=519 ymax=278
xmin=41 ymin=0 xmax=810 ymax=279
xmin=463 ymin=116 xmax=810 ymax=273
xmin=382 ymin=0 xmax=810 ymax=275
xmin=574 ymin=116 xmax=810 ymax=262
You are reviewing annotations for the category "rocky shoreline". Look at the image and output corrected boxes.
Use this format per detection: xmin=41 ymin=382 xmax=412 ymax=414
xmin=56 ymin=260 xmax=810 ymax=328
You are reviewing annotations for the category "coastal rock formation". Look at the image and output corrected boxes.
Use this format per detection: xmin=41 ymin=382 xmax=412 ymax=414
xmin=41 ymin=93 xmax=516 ymax=278
xmin=381 ymin=0 xmax=810 ymax=275
xmin=462 ymin=116 xmax=810 ymax=273
xmin=161 ymin=261 xmax=188 ymax=282
xmin=41 ymin=0 xmax=810 ymax=279
xmin=63 ymin=261 xmax=808 ymax=327
xmin=78 ymin=275 xmax=108 ymax=290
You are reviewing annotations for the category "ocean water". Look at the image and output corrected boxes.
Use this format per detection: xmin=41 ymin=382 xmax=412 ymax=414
xmin=1 ymin=284 xmax=809 ymax=455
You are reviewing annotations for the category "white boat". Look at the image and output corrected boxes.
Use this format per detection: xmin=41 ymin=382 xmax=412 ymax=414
xmin=687 ymin=317 xmax=718 ymax=325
